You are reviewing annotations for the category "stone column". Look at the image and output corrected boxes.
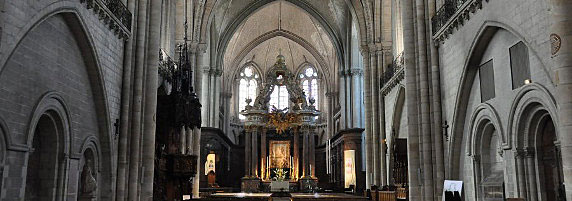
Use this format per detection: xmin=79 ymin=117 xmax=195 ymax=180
xmin=515 ymin=148 xmax=527 ymax=198
xmin=116 ymin=0 xmax=137 ymax=199
xmin=310 ymin=128 xmax=316 ymax=177
xmin=201 ymin=68 xmax=210 ymax=127
xmin=414 ymin=0 xmax=435 ymax=199
xmin=294 ymin=127 xmax=300 ymax=179
xmin=401 ymin=0 xmax=422 ymax=199
xmin=244 ymin=128 xmax=252 ymax=177
xmin=195 ymin=44 xmax=206 ymax=99
xmin=362 ymin=45 xmax=373 ymax=188
xmin=192 ymin=127 xmax=202 ymax=198
xmin=302 ymin=127 xmax=309 ymax=177
xmin=261 ymin=127 xmax=267 ymax=180
xmin=428 ymin=0 xmax=445 ymax=196
xmin=526 ymin=147 xmax=538 ymax=201
xmin=127 ymin=0 xmax=148 ymax=200
xmin=209 ymin=70 xmax=216 ymax=126
xmin=550 ymin=1 xmax=572 ymax=200
xmin=213 ymin=69 xmax=222 ymax=127
xmin=379 ymin=49 xmax=388 ymax=186
xmin=251 ymin=127 xmax=259 ymax=178
xmin=141 ymin=0 xmax=162 ymax=199
xmin=370 ymin=46 xmax=380 ymax=186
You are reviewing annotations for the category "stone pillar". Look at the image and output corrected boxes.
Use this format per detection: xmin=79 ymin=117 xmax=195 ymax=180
xmin=379 ymin=49 xmax=388 ymax=186
xmin=201 ymin=68 xmax=210 ymax=127
xmin=428 ymin=0 xmax=445 ymax=196
xmin=209 ymin=70 xmax=216 ymax=126
xmin=213 ymin=70 xmax=222 ymax=127
xmin=515 ymin=148 xmax=527 ymax=198
xmin=294 ymin=127 xmax=300 ymax=179
xmin=350 ymin=69 xmax=361 ymax=128
xmin=370 ymin=45 xmax=381 ymax=187
xmin=401 ymin=0 xmax=422 ymax=198
xmin=310 ymin=129 xmax=316 ymax=177
xmin=127 ymin=0 xmax=148 ymax=200
xmin=116 ymin=0 xmax=137 ymax=199
xmin=251 ymin=127 xmax=258 ymax=178
xmin=302 ymin=127 xmax=309 ymax=177
xmin=244 ymin=129 xmax=252 ymax=177
xmin=526 ymin=147 xmax=538 ymax=201
xmin=141 ymin=0 xmax=162 ymax=198
xmin=362 ymin=45 xmax=373 ymax=189
xmin=550 ymin=1 xmax=572 ymax=200
xmin=261 ymin=127 xmax=267 ymax=180
xmin=192 ymin=127 xmax=201 ymax=198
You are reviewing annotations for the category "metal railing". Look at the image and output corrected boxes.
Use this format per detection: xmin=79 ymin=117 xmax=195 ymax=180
xmin=104 ymin=0 xmax=132 ymax=31
xmin=431 ymin=0 xmax=468 ymax=34
xmin=380 ymin=52 xmax=404 ymax=87
xmin=82 ymin=0 xmax=132 ymax=37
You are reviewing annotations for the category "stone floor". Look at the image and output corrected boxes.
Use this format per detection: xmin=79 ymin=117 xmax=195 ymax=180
xmin=186 ymin=193 xmax=368 ymax=201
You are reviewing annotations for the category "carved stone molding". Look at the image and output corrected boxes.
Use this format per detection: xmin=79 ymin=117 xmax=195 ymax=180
xmin=432 ymin=0 xmax=487 ymax=43
xmin=380 ymin=66 xmax=404 ymax=96
xmin=81 ymin=0 xmax=132 ymax=39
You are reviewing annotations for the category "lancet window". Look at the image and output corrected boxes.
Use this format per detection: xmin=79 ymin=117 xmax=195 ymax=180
xmin=299 ymin=65 xmax=319 ymax=108
xmin=237 ymin=66 xmax=259 ymax=119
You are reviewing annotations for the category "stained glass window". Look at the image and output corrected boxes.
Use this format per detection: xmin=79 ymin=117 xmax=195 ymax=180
xmin=299 ymin=66 xmax=319 ymax=108
xmin=238 ymin=66 xmax=259 ymax=119
xmin=269 ymin=85 xmax=289 ymax=111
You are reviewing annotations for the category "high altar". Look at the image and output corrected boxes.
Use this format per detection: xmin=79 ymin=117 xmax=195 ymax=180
xmin=240 ymin=55 xmax=320 ymax=192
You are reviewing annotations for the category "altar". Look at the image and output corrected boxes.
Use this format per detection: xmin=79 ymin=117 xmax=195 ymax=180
xmin=240 ymin=55 xmax=320 ymax=193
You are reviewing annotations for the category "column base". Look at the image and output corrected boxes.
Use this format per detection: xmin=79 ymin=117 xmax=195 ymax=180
xmin=241 ymin=177 xmax=261 ymax=192
xmin=298 ymin=177 xmax=317 ymax=192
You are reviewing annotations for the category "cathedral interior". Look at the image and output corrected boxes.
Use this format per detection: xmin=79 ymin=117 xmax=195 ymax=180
xmin=0 ymin=0 xmax=571 ymax=201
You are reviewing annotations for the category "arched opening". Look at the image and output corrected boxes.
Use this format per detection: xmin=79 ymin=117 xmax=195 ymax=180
xmin=25 ymin=112 xmax=64 ymax=200
xmin=476 ymin=122 xmax=504 ymax=201
xmin=536 ymin=117 xmax=564 ymax=201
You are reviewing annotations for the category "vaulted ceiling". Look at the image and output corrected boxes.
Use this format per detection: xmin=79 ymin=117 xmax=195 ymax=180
xmin=217 ymin=1 xmax=347 ymax=92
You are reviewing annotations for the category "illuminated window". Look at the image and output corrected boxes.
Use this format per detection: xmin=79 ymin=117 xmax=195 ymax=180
xmin=299 ymin=66 xmax=319 ymax=108
xmin=238 ymin=66 xmax=259 ymax=119
xmin=269 ymin=85 xmax=289 ymax=111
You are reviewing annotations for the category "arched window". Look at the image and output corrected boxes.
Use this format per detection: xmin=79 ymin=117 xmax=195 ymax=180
xmin=299 ymin=66 xmax=319 ymax=108
xmin=237 ymin=66 xmax=259 ymax=119
xmin=269 ymin=85 xmax=289 ymax=111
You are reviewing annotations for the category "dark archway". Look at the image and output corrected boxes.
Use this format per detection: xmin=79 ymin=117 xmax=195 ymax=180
xmin=25 ymin=111 xmax=65 ymax=201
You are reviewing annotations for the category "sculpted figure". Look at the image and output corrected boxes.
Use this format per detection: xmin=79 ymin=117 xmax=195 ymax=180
xmin=81 ymin=159 xmax=97 ymax=195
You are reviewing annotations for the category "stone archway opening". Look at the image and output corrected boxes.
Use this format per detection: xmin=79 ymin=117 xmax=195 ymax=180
xmin=535 ymin=116 xmax=564 ymax=201
xmin=25 ymin=112 xmax=64 ymax=200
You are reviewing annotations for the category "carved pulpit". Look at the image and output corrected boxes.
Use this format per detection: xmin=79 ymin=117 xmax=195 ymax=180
xmin=241 ymin=55 xmax=320 ymax=193
xmin=154 ymin=36 xmax=201 ymax=200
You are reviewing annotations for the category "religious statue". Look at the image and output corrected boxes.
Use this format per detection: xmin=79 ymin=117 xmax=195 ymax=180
xmin=81 ymin=159 xmax=97 ymax=195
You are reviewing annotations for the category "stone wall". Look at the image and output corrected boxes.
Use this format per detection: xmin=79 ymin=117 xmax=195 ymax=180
xmin=436 ymin=0 xmax=555 ymax=200
xmin=0 ymin=0 xmax=124 ymax=200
